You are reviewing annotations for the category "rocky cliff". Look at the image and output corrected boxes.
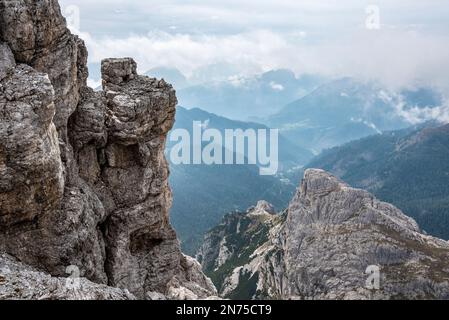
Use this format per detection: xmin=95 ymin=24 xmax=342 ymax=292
xmin=0 ymin=0 xmax=216 ymax=300
xmin=198 ymin=169 xmax=449 ymax=299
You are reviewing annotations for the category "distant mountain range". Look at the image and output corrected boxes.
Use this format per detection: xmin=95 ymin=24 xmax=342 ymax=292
xmin=169 ymin=107 xmax=314 ymax=169
xmin=145 ymin=67 xmax=189 ymax=90
xmin=307 ymin=123 xmax=449 ymax=241
xmin=161 ymin=68 xmax=449 ymax=300
xmin=152 ymin=67 xmax=448 ymax=254
xmin=269 ymin=78 xmax=444 ymax=154
xmin=146 ymin=67 xmax=445 ymax=157
xmin=193 ymin=119 xmax=449 ymax=298
xmin=167 ymin=107 xmax=312 ymax=254
xmin=144 ymin=67 xmax=325 ymax=121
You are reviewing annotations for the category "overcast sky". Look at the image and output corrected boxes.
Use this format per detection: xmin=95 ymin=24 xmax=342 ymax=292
xmin=59 ymin=0 xmax=449 ymax=92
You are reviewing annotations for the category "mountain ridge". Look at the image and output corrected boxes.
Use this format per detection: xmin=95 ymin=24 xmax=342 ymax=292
xmin=307 ymin=122 xmax=449 ymax=241
xmin=198 ymin=169 xmax=449 ymax=299
xmin=268 ymin=78 xmax=444 ymax=153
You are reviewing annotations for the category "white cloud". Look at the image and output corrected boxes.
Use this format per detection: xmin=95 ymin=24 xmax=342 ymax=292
xmin=79 ymin=29 xmax=288 ymax=78
xmin=227 ymin=75 xmax=247 ymax=88
xmin=379 ymin=90 xmax=449 ymax=124
xmin=396 ymin=103 xmax=449 ymax=125
xmin=396 ymin=99 xmax=449 ymax=125
xmin=350 ymin=117 xmax=382 ymax=134
xmin=270 ymin=82 xmax=285 ymax=91
xmin=61 ymin=2 xmax=449 ymax=33
xmin=61 ymin=0 xmax=449 ymax=98
xmin=77 ymin=28 xmax=449 ymax=93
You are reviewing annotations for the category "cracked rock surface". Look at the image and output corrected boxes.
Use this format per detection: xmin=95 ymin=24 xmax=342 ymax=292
xmin=0 ymin=0 xmax=216 ymax=299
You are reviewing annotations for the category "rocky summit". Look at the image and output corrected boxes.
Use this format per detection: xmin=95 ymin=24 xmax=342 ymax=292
xmin=0 ymin=0 xmax=216 ymax=300
xmin=198 ymin=169 xmax=449 ymax=300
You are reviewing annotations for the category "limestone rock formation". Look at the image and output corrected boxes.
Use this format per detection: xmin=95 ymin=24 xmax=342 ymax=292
xmin=0 ymin=254 xmax=135 ymax=300
xmin=0 ymin=0 xmax=216 ymax=299
xmin=199 ymin=169 xmax=449 ymax=300
xmin=0 ymin=56 xmax=64 ymax=233
xmin=0 ymin=0 xmax=88 ymax=133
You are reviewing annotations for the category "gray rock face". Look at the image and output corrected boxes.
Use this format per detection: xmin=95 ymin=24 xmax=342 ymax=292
xmin=0 ymin=42 xmax=14 ymax=81
xmin=0 ymin=254 xmax=135 ymax=300
xmin=0 ymin=0 xmax=88 ymax=132
xmin=197 ymin=204 xmax=281 ymax=299
xmin=0 ymin=63 xmax=64 ymax=232
xmin=0 ymin=0 xmax=216 ymax=299
xmin=199 ymin=169 xmax=449 ymax=299
xmin=282 ymin=169 xmax=449 ymax=299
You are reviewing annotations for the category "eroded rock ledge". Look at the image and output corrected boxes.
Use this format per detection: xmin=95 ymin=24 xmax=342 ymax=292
xmin=0 ymin=0 xmax=216 ymax=299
